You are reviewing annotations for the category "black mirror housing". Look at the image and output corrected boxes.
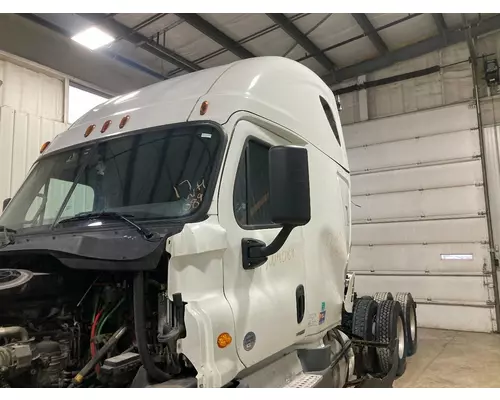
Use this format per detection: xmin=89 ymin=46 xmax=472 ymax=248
xmin=269 ymin=146 xmax=311 ymax=226
xmin=242 ymin=145 xmax=311 ymax=270
xmin=2 ymin=198 xmax=11 ymax=212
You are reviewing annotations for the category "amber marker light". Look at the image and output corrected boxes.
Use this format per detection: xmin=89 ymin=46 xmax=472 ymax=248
xmin=217 ymin=332 xmax=232 ymax=348
xmin=101 ymin=120 xmax=112 ymax=133
xmin=200 ymin=101 xmax=209 ymax=115
xmin=119 ymin=115 xmax=130 ymax=129
xmin=40 ymin=141 xmax=51 ymax=154
xmin=84 ymin=124 xmax=96 ymax=137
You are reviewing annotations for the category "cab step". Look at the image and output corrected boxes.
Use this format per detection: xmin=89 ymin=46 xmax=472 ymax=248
xmin=283 ymin=373 xmax=323 ymax=388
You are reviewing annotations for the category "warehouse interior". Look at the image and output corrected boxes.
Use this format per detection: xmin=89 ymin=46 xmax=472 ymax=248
xmin=2 ymin=12 xmax=500 ymax=387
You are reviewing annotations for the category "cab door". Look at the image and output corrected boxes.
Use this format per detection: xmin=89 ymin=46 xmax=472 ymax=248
xmin=218 ymin=120 xmax=308 ymax=367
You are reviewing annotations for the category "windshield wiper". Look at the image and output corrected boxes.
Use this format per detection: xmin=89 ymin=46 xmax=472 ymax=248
xmin=55 ymin=212 xmax=157 ymax=241
xmin=0 ymin=225 xmax=16 ymax=249
xmin=0 ymin=226 xmax=16 ymax=234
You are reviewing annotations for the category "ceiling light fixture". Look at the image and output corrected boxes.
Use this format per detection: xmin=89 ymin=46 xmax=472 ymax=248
xmin=71 ymin=26 xmax=115 ymax=50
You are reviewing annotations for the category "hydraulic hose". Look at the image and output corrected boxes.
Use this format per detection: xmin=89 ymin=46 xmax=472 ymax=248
xmin=133 ymin=271 xmax=171 ymax=383
xmin=98 ymin=297 xmax=125 ymax=336
xmin=70 ymin=325 xmax=127 ymax=387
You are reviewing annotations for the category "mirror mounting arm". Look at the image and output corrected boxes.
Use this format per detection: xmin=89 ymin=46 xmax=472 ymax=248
xmin=242 ymin=225 xmax=294 ymax=270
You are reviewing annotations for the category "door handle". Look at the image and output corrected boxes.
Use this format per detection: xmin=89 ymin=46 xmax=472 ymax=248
xmin=296 ymin=285 xmax=305 ymax=324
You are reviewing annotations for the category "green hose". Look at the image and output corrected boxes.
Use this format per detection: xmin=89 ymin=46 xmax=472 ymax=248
xmin=97 ymin=297 xmax=125 ymax=336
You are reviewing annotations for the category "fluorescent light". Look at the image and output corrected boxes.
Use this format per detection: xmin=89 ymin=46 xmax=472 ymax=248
xmin=440 ymin=254 xmax=473 ymax=260
xmin=72 ymin=27 xmax=115 ymax=50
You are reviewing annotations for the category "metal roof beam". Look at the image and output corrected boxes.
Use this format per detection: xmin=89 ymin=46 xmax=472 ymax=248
xmin=432 ymin=13 xmax=448 ymax=35
xmin=351 ymin=13 xmax=388 ymax=55
xmin=175 ymin=13 xmax=255 ymax=59
xmin=131 ymin=13 xmax=166 ymax=34
xmin=77 ymin=13 xmax=202 ymax=73
xmin=114 ymin=13 xmax=167 ymax=42
xmin=266 ymin=13 xmax=336 ymax=72
xmin=324 ymin=14 xmax=500 ymax=85
xmin=432 ymin=13 xmax=449 ymax=44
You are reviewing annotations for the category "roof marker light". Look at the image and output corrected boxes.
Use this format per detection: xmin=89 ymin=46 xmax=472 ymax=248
xmin=101 ymin=120 xmax=112 ymax=133
xmin=200 ymin=101 xmax=209 ymax=115
xmin=40 ymin=141 xmax=51 ymax=154
xmin=84 ymin=124 xmax=96 ymax=137
xmin=119 ymin=115 xmax=130 ymax=129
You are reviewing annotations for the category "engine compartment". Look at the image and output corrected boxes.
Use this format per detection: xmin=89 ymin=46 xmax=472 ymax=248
xmin=0 ymin=254 xmax=193 ymax=388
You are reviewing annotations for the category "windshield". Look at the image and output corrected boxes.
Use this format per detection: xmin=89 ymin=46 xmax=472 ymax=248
xmin=0 ymin=124 xmax=222 ymax=232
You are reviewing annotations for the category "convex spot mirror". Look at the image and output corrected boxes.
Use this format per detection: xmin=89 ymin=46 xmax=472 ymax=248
xmin=269 ymin=145 xmax=311 ymax=226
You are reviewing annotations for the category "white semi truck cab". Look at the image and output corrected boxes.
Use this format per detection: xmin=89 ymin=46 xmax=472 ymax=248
xmin=0 ymin=57 xmax=416 ymax=388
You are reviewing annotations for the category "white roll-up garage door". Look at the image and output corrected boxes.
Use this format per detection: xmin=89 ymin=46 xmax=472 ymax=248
xmin=344 ymin=102 xmax=498 ymax=332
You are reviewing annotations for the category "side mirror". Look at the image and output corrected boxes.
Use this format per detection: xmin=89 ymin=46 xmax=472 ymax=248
xmin=269 ymin=145 xmax=311 ymax=226
xmin=2 ymin=198 xmax=11 ymax=212
xmin=242 ymin=145 xmax=311 ymax=269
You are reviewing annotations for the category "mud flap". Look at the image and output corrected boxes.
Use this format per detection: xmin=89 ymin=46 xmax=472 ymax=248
xmin=346 ymin=338 xmax=399 ymax=388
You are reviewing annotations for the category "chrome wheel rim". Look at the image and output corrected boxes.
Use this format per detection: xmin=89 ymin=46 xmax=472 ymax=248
xmin=397 ymin=316 xmax=405 ymax=358
xmin=410 ymin=306 xmax=416 ymax=341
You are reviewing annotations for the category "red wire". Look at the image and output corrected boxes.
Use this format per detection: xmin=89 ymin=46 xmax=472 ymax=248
xmin=91 ymin=309 xmax=104 ymax=374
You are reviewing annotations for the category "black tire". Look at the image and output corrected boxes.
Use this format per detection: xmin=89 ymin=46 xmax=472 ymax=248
xmin=395 ymin=292 xmax=418 ymax=357
xmin=353 ymin=295 xmax=373 ymax=308
xmin=373 ymin=292 xmax=394 ymax=303
xmin=375 ymin=300 xmax=407 ymax=377
xmin=352 ymin=298 xmax=378 ymax=374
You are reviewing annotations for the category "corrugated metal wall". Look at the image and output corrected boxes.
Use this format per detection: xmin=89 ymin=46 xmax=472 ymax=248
xmin=345 ymin=102 xmax=497 ymax=332
xmin=0 ymin=59 xmax=67 ymax=204
xmin=337 ymin=41 xmax=473 ymax=126
xmin=335 ymin=30 xmax=500 ymax=333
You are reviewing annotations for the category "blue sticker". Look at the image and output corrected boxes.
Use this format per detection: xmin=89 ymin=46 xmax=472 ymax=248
xmin=319 ymin=310 xmax=326 ymax=325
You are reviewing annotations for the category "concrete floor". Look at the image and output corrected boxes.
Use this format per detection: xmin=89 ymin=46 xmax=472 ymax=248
xmin=395 ymin=328 xmax=500 ymax=388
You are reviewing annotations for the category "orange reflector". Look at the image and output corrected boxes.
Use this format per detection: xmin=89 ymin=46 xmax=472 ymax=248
xmin=101 ymin=120 xmax=112 ymax=133
xmin=119 ymin=115 xmax=130 ymax=129
xmin=84 ymin=124 xmax=96 ymax=138
xmin=217 ymin=332 xmax=232 ymax=349
xmin=40 ymin=141 xmax=51 ymax=154
xmin=200 ymin=101 xmax=209 ymax=116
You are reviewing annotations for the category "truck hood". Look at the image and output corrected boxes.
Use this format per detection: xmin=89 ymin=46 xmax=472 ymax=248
xmin=0 ymin=225 xmax=183 ymax=271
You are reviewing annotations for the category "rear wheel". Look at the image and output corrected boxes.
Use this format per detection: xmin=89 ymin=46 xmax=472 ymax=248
xmin=352 ymin=298 xmax=378 ymax=374
xmin=373 ymin=292 xmax=394 ymax=303
xmin=375 ymin=300 xmax=407 ymax=377
xmin=395 ymin=292 xmax=418 ymax=356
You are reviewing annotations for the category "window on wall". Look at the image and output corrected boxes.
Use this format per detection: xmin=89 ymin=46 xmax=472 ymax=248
xmin=320 ymin=96 xmax=341 ymax=146
xmin=233 ymin=139 xmax=275 ymax=227
xmin=68 ymin=85 xmax=108 ymax=124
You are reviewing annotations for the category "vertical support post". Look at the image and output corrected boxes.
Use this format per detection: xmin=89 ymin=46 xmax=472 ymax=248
xmin=63 ymin=77 xmax=70 ymax=126
xmin=357 ymin=75 xmax=369 ymax=122
xmin=468 ymin=29 xmax=500 ymax=332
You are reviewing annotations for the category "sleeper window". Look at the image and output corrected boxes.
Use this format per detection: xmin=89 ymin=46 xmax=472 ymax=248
xmin=233 ymin=140 xmax=274 ymax=227
xmin=320 ymin=96 xmax=341 ymax=146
